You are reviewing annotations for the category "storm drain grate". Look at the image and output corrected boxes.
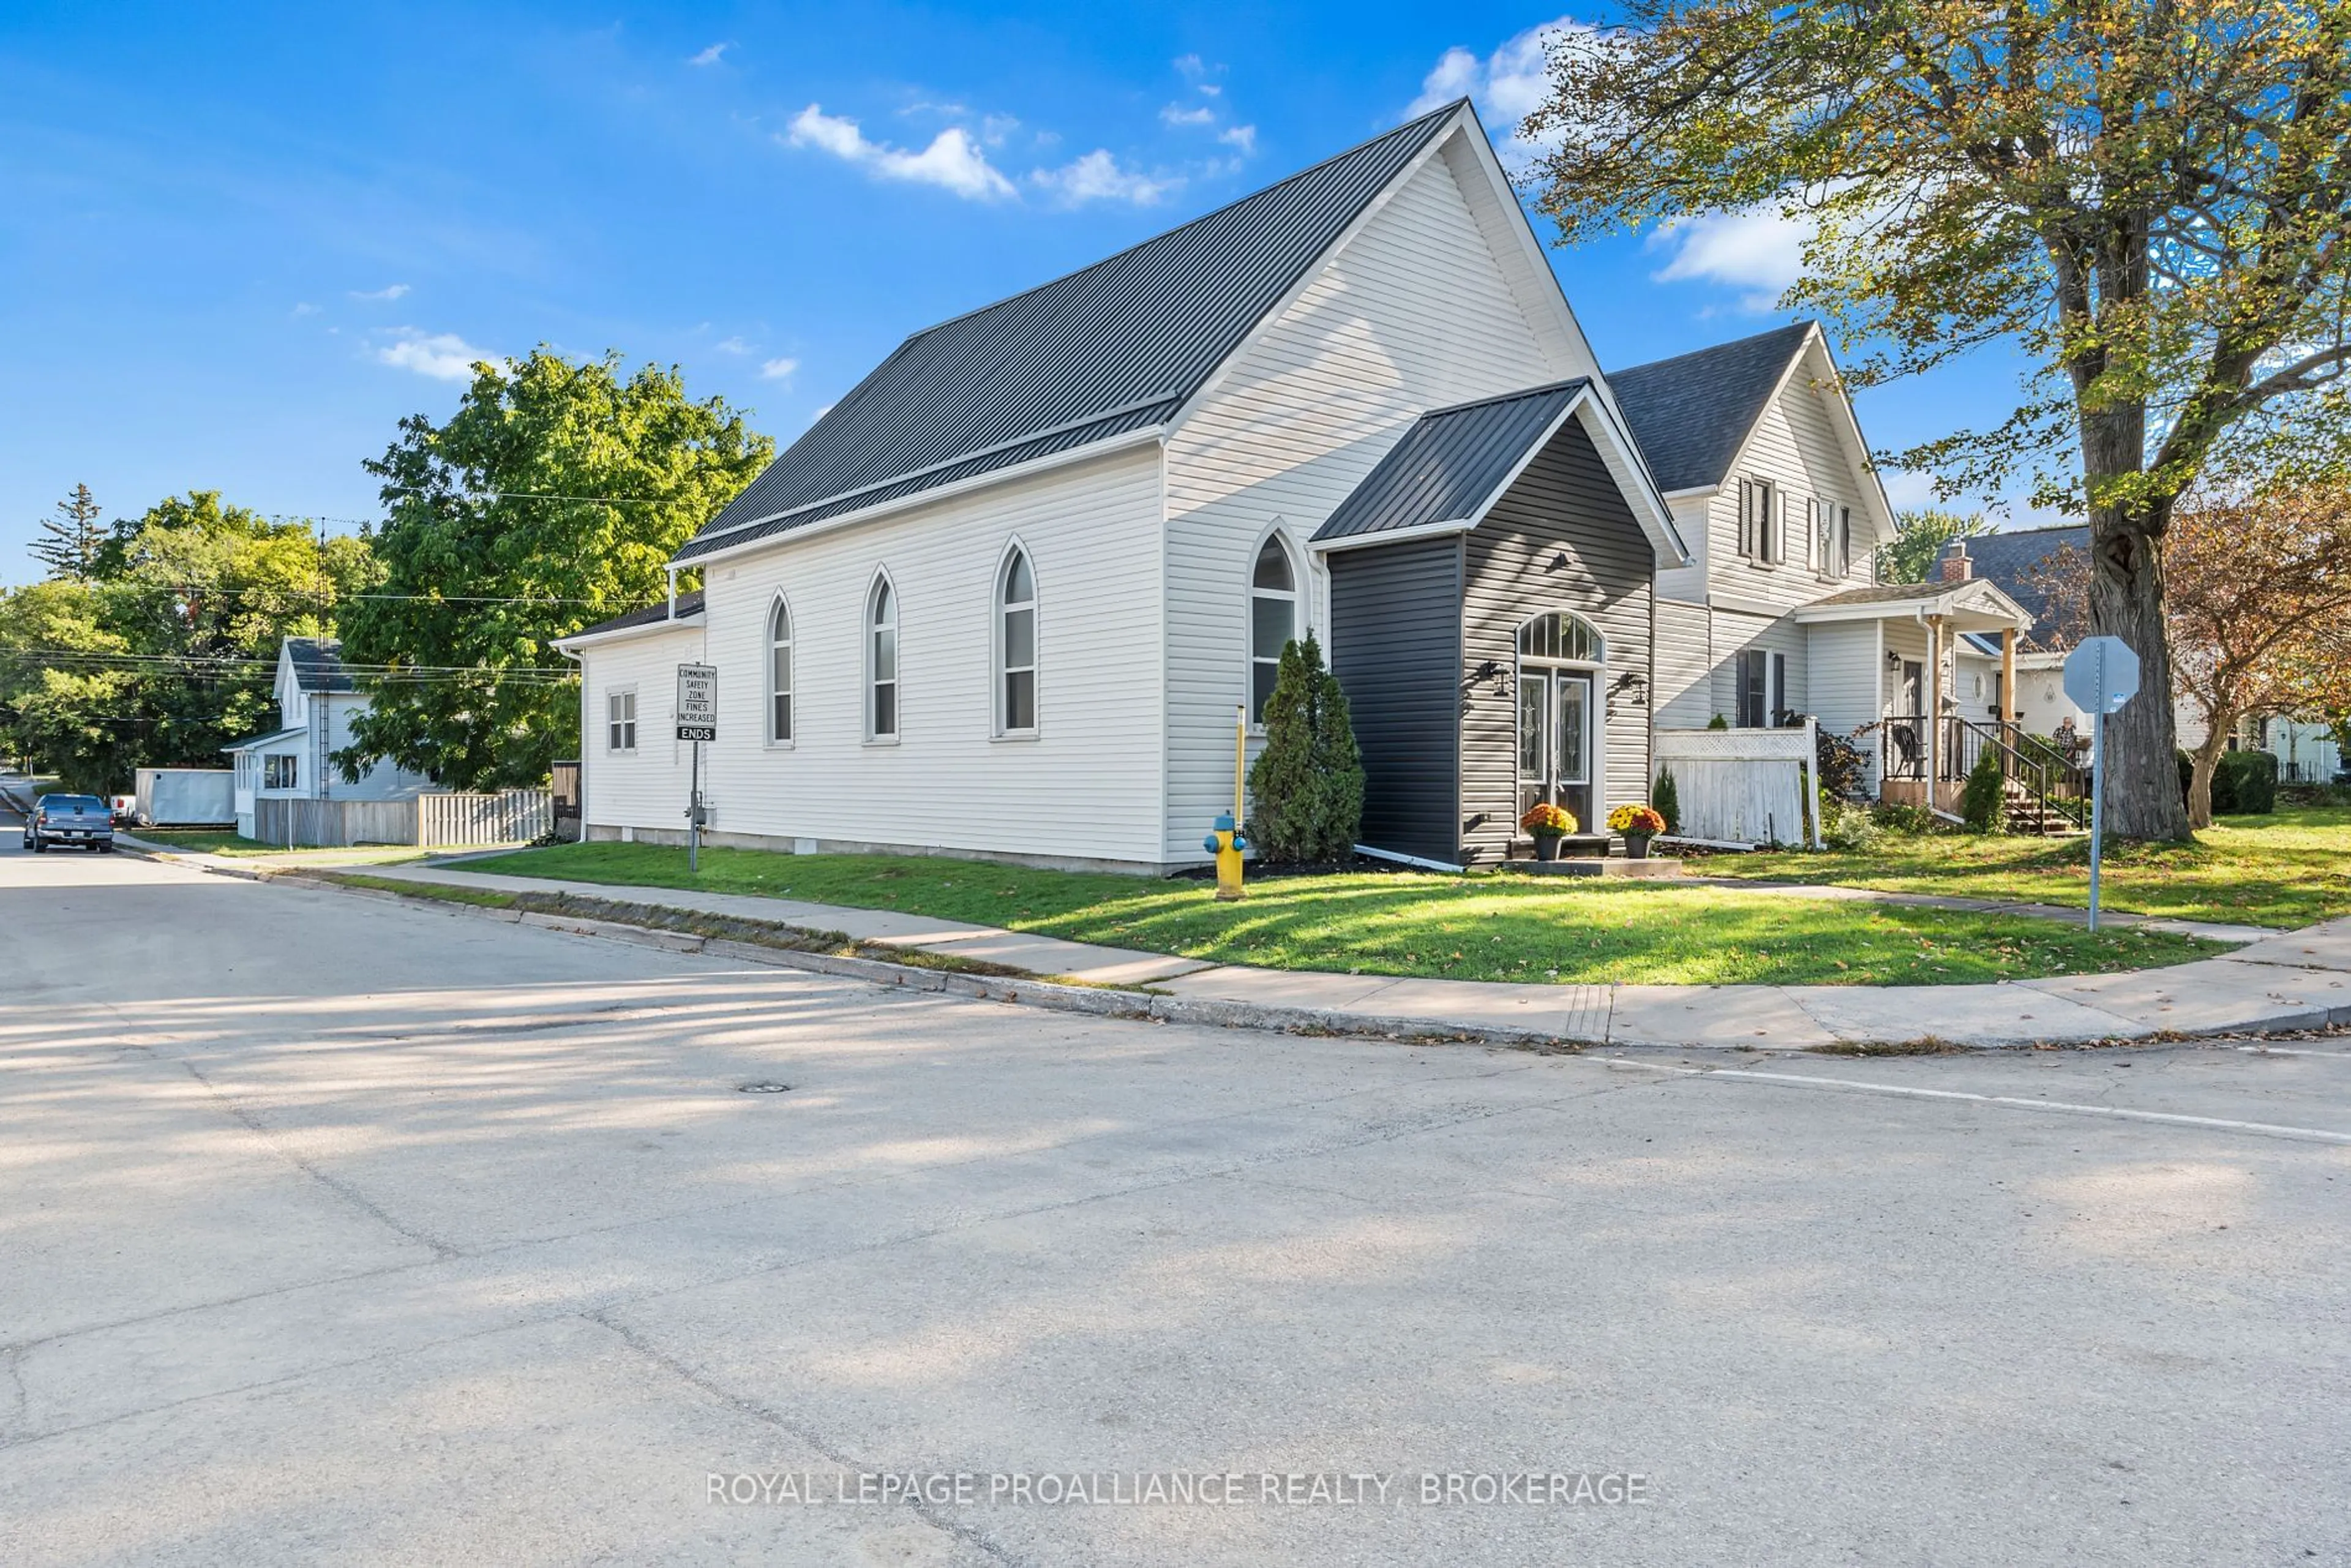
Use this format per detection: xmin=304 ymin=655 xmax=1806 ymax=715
xmin=737 ymin=1081 xmax=793 ymax=1094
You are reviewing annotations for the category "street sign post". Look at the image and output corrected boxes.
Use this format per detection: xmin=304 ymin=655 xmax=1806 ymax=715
xmin=676 ymin=664 xmax=717 ymax=872
xmin=2062 ymin=637 xmax=2140 ymax=931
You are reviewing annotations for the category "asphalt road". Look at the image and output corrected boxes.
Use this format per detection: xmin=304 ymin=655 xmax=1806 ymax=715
xmin=2 ymin=843 xmax=2345 ymax=1567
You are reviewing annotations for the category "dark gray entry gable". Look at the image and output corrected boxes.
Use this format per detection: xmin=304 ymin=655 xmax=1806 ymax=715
xmin=1323 ymin=414 xmax=1656 ymax=868
xmin=1325 ymin=534 xmax=1463 ymax=866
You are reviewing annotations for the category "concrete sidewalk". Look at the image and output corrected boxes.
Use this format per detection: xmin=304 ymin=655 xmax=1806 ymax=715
xmin=272 ymin=860 xmax=2351 ymax=1052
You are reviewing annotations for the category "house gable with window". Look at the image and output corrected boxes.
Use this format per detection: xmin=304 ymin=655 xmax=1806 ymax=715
xmin=221 ymin=637 xmax=433 ymax=839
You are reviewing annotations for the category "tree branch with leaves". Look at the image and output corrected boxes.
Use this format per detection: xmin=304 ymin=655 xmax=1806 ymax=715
xmin=1526 ymin=0 xmax=2351 ymax=839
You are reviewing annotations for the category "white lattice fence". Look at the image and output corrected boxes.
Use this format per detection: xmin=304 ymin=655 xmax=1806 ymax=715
xmin=1653 ymin=724 xmax=1820 ymax=848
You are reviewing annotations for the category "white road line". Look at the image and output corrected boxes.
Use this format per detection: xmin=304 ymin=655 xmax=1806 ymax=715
xmin=2233 ymin=1044 xmax=2351 ymax=1059
xmin=1601 ymin=1057 xmax=2351 ymax=1145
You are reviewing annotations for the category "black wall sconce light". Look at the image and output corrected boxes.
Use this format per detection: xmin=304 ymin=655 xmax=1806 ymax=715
xmin=1545 ymin=552 xmax=1570 ymax=572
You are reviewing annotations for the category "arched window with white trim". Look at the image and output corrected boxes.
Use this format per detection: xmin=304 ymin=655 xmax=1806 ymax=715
xmin=1249 ymin=534 xmax=1299 ymax=723
xmin=997 ymin=546 xmax=1037 ymax=735
xmin=866 ymin=574 xmax=898 ymax=740
xmin=766 ymin=596 xmax=793 ymax=744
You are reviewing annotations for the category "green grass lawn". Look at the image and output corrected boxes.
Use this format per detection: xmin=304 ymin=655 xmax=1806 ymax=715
xmin=134 ymin=830 xmax=430 ymax=862
xmin=458 ymin=841 xmax=2221 ymax=986
xmin=1697 ymin=806 xmax=2351 ymax=929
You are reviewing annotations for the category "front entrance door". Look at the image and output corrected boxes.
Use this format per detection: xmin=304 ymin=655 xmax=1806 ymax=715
xmin=1517 ymin=670 xmax=1595 ymax=833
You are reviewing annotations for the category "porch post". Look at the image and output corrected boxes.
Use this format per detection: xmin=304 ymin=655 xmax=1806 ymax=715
xmin=1924 ymin=613 xmax=1943 ymax=800
xmin=2000 ymin=626 xmax=2018 ymax=727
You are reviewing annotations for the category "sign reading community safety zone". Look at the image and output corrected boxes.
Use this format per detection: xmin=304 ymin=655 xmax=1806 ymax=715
xmin=676 ymin=663 xmax=717 ymax=741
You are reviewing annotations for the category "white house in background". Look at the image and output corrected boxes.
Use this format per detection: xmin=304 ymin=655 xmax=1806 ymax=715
xmin=558 ymin=102 xmax=2038 ymax=868
xmin=1614 ymin=325 xmax=2031 ymax=806
xmin=222 ymin=638 xmax=432 ymax=839
xmin=1969 ymin=523 xmax=2345 ymax=782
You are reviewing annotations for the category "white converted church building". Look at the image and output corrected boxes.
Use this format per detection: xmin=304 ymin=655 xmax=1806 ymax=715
xmin=561 ymin=100 xmax=2035 ymax=871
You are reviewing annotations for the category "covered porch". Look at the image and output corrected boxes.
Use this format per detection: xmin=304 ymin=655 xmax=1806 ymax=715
xmin=1794 ymin=566 xmax=2072 ymax=823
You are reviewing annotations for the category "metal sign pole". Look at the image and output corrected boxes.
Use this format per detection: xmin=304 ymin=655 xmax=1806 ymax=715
xmin=2088 ymin=704 xmax=2103 ymax=932
xmin=689 ymin=739 xmax=701 ymax=874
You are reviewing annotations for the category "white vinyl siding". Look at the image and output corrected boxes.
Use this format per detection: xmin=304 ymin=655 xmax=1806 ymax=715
xmin=1161 ymin=140 xmax=1594 ymax=858
xmin=643 ymin=446 xmax=1163 ymax=866
xmin=577 ymin=622 xmax=704 ymax=838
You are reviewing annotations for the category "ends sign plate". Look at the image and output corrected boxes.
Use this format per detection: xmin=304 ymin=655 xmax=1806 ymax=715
xmin=676 ymin=663 xmax=717 ymax=741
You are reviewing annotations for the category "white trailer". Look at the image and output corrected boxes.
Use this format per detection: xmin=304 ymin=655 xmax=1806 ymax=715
xmin=134 ymin=768 xmax=236 ymax=827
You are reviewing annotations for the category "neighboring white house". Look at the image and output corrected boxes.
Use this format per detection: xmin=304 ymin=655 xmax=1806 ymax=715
xmin=1619 ymin=325 xmax=2033 ymax=806
xmin=558 ymin=101 xmax=2039 ymax=866
xmin=223 ymin=638 xmax=433 ymax=839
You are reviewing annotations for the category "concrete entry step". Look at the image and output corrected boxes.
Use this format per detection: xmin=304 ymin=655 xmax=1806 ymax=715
xmin=1505 ymin=857 xmax=1685 ymax=879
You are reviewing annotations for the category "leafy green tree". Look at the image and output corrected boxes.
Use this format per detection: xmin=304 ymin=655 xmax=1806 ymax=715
xmin=338 ymin=350 xmax=771 ymax=789
xmin=1244 ymin=634 xmax=1365 ymax=863
xmin=1877 ymin=509 xmax=1993 ymax=585
xmin=1527 ymin=0 xmax=2351 ymax=841
xmin=0 ymin=492 xmax=369 ymax=790
xmin=30 ymin=484 xmax=106 ymax=580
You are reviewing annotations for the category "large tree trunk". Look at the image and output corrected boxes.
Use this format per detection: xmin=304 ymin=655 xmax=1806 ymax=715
xmin=2080 ymin=418 xmax=2194 ymax=841
xmin=2186 ymin=723 xmax=2231 ymax=831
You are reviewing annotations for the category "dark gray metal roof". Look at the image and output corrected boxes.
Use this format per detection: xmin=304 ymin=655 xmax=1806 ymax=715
xmin=283 ymin=637 xmax=353 ymax=694
xmin=1959 ymin=525 xmax=2088 ymax=645
xmin=563 ymin=589 xmax=707 ymax=642
xmin=677 ymin=100 xmax=1469 ymax=563
xmin=1609 ymin=322 xmax=1815 ymax=493
xmin=1311 ymin=380 xmax=1589 ymax=543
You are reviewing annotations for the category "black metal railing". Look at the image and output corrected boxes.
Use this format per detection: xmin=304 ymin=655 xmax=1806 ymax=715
xmin=1878 ymin=718 xmax=2089 ymax=831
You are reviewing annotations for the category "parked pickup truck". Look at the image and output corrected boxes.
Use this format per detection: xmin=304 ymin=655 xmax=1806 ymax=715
xmin=23 ymin=793 xmax=116 ymax=853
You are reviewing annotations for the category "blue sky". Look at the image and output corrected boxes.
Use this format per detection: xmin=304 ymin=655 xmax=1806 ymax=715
xmin=0 ymin=2 xmax=2044 ymax=580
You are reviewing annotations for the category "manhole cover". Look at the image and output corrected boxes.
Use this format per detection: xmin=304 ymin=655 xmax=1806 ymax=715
xmin=737 ymin=1081 xmax=792 ymax=1094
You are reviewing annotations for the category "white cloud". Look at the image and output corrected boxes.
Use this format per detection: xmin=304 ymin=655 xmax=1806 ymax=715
xmin=1879 ymin=470 xmax=1942 ymax=511
xmin=1407 ymin=18 xmax=1592 ymax=170
xmin=1032 ymin=149 xmax=1177 ymax=206
xmin=810 ymin=403 xmax=834 ymax=424
xmin=786 ymin=104 xmax=1015 ymax=200
xmin=1649 ymin=206 xmax=1813 ymax=311
xmin=1218 ymin=124 xmax=1256 ymax=156
xmin=689 ymin=42 xmax=730 ymax=66
xmin=1160 ymin=102 xmax=1215 ymax=127
xmin=713 ymin=336 xmax=751 ymax=354
xmin=350 ymin=282 xmax=411 ymax=301
xmin=376 ymin=330 xmax=490 ymax=381
xmin=759 ymin=356 xmax=799 ymax=381
xmin=290 ymin=302 xmax=320 ymax=317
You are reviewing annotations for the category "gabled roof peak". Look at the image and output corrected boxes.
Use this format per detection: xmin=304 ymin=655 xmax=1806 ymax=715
xmin=1607 ymin=321 xmax=1819 ymax=495
xmin=677 ymin=100 xmax=1474 ymax=563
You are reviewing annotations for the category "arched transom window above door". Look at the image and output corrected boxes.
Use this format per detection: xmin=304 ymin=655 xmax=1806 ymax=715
xmin=1517 ymin=612 xmax=1602 ymax=664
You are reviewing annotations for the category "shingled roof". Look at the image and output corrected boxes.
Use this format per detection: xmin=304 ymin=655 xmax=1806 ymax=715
xmin=1609 ymin=322 xmax=1815 ymax=494
xmin=1959 ymin=525 xmax=2088 ymax=647
xmin=675 ymin=100 xmax=1471 ymax=564
xmin=283 ymin=637 xmax=354 ymax=694
xmin=1313 ymin=380 xmax=1591 ymax=543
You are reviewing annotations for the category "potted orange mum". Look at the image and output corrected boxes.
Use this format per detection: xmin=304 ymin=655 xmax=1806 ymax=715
xmin=1520 ymin=801 xmax=1577 ymax=860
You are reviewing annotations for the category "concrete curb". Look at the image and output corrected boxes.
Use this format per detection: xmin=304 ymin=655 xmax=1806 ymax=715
xmin=132 ymin=850 xmax=2349 ymax=1055
xmin=261 ymin=869 xmax=1595 ymax=1051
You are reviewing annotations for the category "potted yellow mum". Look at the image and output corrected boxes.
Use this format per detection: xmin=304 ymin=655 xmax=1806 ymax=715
xmin=1608 ymin=803 xmax=1668 ymax=859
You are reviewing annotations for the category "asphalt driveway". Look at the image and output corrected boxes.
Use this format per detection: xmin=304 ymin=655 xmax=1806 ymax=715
xmin=2 ymin=844 xmax=2345 ymax=1566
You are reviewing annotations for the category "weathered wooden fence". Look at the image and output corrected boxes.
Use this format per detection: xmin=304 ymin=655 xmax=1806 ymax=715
xmin=417 ymin=789 xmax=550 ymax=846
xmin=1652 ymin=723 xmax=1821 ymax=849
xmin=253 ymin=789 xmax=550 ymax=849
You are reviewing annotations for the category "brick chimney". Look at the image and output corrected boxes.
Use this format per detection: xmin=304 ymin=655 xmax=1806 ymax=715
xmin=1938 ymin=539 xmax=1973 ymax=582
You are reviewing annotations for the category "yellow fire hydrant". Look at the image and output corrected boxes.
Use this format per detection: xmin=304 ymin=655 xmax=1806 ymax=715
xmin=1202 ymin=702 xmax=1248 ymax=901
